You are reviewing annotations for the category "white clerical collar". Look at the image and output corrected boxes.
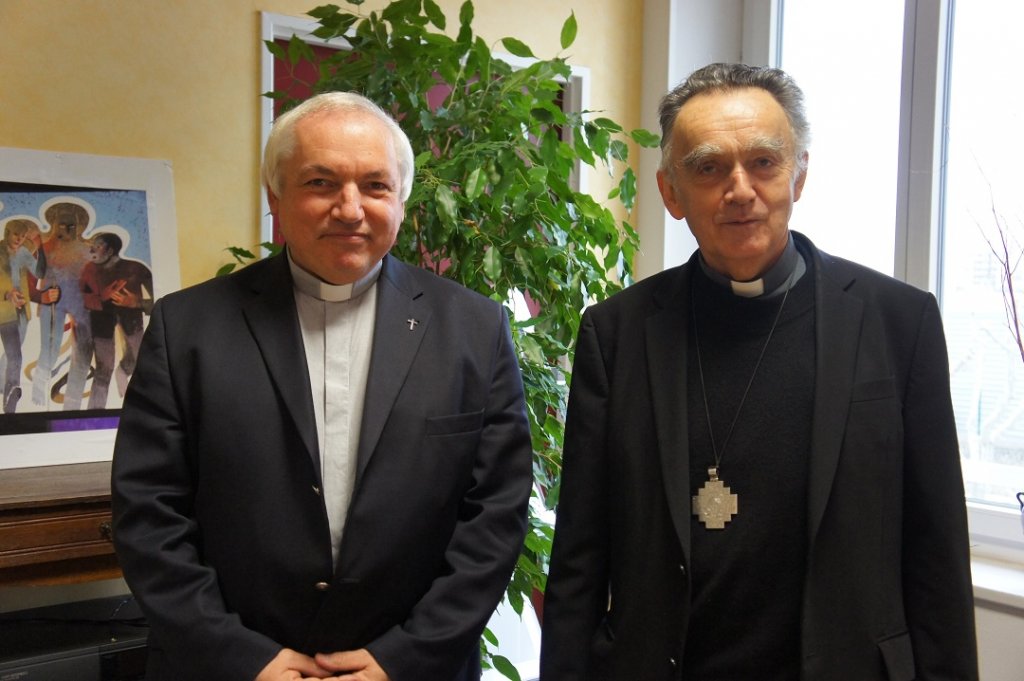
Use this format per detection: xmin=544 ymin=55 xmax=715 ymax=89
xmin=699 ymin=234 xmax=804 ymax=298
xmin=287 ymin=250 xmax=382 ymax=302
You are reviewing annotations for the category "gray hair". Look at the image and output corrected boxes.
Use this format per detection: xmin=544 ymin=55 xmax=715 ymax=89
xmin=658 ymin=63 xmax=810 ymax=173
xmin=261 ymin=92 xmax=415 ymax=202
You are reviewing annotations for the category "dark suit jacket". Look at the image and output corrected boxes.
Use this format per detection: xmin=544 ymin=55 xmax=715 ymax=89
xmin=540 ymin=233 xmax=977 ymax=681
xmin=111 ymin=252 xmax=533 ymax=681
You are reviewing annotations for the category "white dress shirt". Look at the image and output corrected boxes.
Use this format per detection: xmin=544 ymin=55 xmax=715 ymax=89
xmin=289 ymin=253 xmax=379 ymax=565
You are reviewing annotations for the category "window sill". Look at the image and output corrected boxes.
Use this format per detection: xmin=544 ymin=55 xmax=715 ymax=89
xmin=972 ymin=555 xmax=1024 ymax=613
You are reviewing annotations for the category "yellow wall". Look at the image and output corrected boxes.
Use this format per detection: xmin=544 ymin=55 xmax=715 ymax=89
xmin=0 ymin=0 xmax=644 ymax=287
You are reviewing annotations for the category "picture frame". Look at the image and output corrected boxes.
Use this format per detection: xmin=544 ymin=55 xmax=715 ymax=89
xmin=0 ymin=147 xmax=179 ymax=469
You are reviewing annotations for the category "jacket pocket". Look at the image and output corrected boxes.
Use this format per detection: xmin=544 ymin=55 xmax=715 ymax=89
xmin=424 ymin=409 xmax=484 ymax=436
xmin=878 ymin=632 xmax=916 ymax=681
xmin=851 ymin=376 xmax=897 ymax=402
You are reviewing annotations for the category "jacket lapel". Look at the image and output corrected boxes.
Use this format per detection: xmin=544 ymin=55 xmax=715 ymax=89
xmin=240 ymin=253 xmax=321 ymax=481
xmin=805 ymin=241 xmax=864 ymax=545
xmin=355 ymin=255 xmax=430 ymax=485
xmin=647 ymin=236 xmax=866 ymax=560
xmin=648 ymin=263 xmax=694 ymax=563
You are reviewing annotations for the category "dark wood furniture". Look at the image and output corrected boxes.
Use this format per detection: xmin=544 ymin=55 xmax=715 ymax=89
xmin=0 ymin=462 xmax=119 ymax=585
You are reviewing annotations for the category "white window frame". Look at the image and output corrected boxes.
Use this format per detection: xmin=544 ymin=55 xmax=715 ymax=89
xmin=773 ymin=0 xmax=1024 ymax=563
xmin=894 ymin=0 xmax=1024 ymax=562
xmin=259 ymin=12 xmax=351 ymax=245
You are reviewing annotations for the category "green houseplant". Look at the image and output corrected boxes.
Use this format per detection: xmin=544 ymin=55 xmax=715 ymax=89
xmin=231 ymin=0 xmax=659 ymax=676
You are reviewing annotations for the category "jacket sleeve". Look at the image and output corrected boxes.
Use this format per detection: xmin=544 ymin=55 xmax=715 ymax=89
xmin=111 ymin=299 xmax=282 ymax=681
xmin=539 ymin=310 xmax=612 ymax=681
xmin=901 ymin=295 xmax=979 ymax=680
xmin=366 ymin=305 xmax=533 ymax=681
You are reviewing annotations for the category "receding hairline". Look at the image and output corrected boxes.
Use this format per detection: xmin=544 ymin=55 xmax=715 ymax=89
xmin=286 ymin=112 xmax=404 ymax=183
xmin=262 ymin=92 xmax=415 ymax=202
xmin=663 ymin=87 xmax=806 ymax=176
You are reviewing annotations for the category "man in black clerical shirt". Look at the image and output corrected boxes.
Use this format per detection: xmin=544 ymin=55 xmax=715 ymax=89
xmin=540 ymin=63 xmax=978 ymax=681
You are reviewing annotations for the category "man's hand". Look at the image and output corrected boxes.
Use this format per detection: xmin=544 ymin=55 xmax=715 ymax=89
xmin=314 ymin=649 xmax=390 ymax=681
xmin=103 ymin=279 xmax=139 ymax=308
xmin=255 ymin=648 xmax=331 ymax=681
xmin=5 ymin=290 xmax=25 ymax=309
xmin=40 ymin=286 xmax=60 ymax=305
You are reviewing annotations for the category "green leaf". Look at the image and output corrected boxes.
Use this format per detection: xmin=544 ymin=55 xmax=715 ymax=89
xmin=531 ymin=107 xmax=554 ymax=124
xmin=423 ymin=0 xmax=446 ymax=29
xmin=526 ymin=166 xmax=548 ymax=185
xmin=264 ymin=40 xmax=287 ymax=61
xmin=435 ymin=184 xmax=458 ymax=225
xmin=610 ymin=139 xmax=628 ymax=162
xmin=308 ymin=5 xmax=342 ymax=20
xmin=560 ymin=11 xmax=578 ymax=50
xmin=419 ymin=109 xmax=436 ymax=131
xmin=492 ymin=655 xmax=522 ymax=681
xmin=459 ymin=1 xmax=474 ymax=30
xmin=414 ymin=151 xmax=433 ymax=169
xmin=592 ymin=117 xmax=623 ymax=132
xmin=630 ymin=127 xmax=662 ymax=147
xmin=472 ymin=36 xmax=491 ymax=83
xmin=287 ymin=35 xmax=315 ymax=64
xmin=618 ymin=167 xmax=637 ymax=211
xmin=572 ymin=126 xmax=596 ymax=166
xmin=464 ymin=167 xmax=486 ymax=201
xmin=483 ymin=246 xmax=502 ymax=281
xmin=520 ymin=335 xmax=544 ymax=364
xmin=481 ymin=626 xmax=498 ymax=646
xmin=589 ymin=128 xmax=611 ymax=161
xmin=216 ymin=263 xmax=237 ymax=277
xmin=226 ymin=246 xmax=257 ymax=260
xmin=500 ymin=37 xmax=535 ymax=58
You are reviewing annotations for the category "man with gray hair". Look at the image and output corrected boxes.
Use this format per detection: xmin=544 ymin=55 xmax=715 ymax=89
xmin=112 ymin=92 xmax=532 ymax=681
xmin=541 ymin=63 xmax=977 ymax=680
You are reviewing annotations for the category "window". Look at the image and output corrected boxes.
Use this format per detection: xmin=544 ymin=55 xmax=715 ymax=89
xmin=778 ymin=0 xmax=904 ymax=276
xmin=778 ymin=0 xmax=1024 ymax=555
xmin=940 ymin=0 xmax=1024 ymax=522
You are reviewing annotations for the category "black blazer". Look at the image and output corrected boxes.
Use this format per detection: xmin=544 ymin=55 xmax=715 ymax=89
xmin=540 ymin=233 xmax=977 ymax=681
xmin=112 ymin=253 xmax=533 ymax=681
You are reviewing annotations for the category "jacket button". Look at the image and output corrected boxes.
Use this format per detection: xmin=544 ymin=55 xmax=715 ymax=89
xmin=678 ymin=564 xmax=686 ymax=574
xmin=314 ymin=581 xmax=330 ymax=591
xmin=669 ymin=657 xmax=678 ymax=668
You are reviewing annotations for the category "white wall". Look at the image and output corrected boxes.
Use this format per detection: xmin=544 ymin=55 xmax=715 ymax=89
xmin=976 ymin=603 xmax=1024 ymax=681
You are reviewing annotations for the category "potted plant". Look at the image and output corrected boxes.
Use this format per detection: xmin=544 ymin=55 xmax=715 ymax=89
xmin=233 ymin=1 xmax=659 ymax=676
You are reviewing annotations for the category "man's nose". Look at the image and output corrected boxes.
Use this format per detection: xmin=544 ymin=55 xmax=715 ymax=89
xmin=332 ymin=185 xmax=364 ymax=222
xmin=724 ymin=166 xmax=756 ymax=204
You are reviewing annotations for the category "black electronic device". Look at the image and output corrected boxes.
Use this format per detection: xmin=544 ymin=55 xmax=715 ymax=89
xmin=0 ymin=595 xmax=148 ymax=681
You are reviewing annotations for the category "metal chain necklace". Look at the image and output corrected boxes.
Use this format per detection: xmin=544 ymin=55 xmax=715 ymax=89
xmin=690 ymin=272 xmax=794 ymax=529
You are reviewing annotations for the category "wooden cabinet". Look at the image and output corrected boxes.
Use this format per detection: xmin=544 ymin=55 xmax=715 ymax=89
xmin=0 ymin=462 xmax=120 ymax=585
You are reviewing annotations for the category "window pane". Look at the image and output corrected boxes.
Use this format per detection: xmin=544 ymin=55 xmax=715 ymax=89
xmin=779 ymin=0 xmax=904 ymax=275
xmin=941 ymin=0 xmax=1024 ymax=509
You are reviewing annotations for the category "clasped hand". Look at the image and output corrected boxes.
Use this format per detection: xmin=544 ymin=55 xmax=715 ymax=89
xmin=256 ymin=647 xmax=390 ymax=681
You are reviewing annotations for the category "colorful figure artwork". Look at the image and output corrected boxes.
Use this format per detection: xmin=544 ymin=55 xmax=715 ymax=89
xmin=0 ymin=186 xmax=154 ymax=429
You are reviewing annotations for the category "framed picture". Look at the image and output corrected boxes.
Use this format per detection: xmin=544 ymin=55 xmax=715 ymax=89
xmin=0 ymin=147 xmax=179 ymax=469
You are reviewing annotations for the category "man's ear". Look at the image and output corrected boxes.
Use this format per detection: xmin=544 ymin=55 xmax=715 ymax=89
xmin=657 ymin=169 xmax=686 ymax=220
xmin=265 ymin=186 xmax=279 ymax=215
xmin=793 ymin=151 xmax=809 ymax=202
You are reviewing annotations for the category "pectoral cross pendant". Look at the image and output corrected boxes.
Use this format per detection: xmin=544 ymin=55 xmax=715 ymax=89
xmin=692 ymin=466 xmax=738 ymax=529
